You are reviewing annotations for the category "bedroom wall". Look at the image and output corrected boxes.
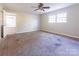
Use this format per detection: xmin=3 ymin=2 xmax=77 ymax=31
xmin=40 ymin=4 xmax=79 ymax=38
xmin=4 ymin=11 xmax=40 ymax=35
xmin=16 ymin=12 xmax=40 ymax=33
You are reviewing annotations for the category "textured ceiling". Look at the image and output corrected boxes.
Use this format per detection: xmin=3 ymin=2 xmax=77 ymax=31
xmin=2 ymin=3 xmax=75 ymax=14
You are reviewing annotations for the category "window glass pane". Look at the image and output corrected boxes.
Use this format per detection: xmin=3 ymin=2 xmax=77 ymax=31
xmin=48 ymin=12 xmax=67 ymax=23
xmin=49 ymin=15 xmax=56 ymax=23
xmin=62 ymin=18 xmax=67 ymax=22
xmin=57 ymin=12 xmax=67 ymax=23
xmin=6 ymin=15 xmax=16 ymax=27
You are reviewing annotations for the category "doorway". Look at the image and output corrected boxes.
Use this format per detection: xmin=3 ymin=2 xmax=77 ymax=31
xmin=0 ymin=10 xmax=16 ymax=38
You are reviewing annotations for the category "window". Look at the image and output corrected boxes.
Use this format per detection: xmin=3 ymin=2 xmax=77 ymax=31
xmin=48 ymin=12 xmax=67 ymax=23
xmin=48 ymin=15 xmax=56 ymax=23
xmin=57 ymin=12 xmax=67 ymax=23
xmin=6 ymin=14 xmax=16 ymax=27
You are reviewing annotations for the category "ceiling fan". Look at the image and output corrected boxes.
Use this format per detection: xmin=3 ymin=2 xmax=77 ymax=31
xmin=33 ymin=3 xmax=50 ymax=11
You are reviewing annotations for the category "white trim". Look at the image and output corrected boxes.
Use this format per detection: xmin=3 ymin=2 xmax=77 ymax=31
xmin=40 ymin=30 xmax=79 ymax=39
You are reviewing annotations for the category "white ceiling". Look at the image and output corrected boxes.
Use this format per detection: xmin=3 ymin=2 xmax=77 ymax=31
xmin=2 ymin=3 xmax=75 ymax=14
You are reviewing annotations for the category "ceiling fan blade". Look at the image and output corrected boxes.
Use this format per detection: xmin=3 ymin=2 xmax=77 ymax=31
xmin=43 ymin=7 xmax=50 ymax=9
xmin=34 ymin=9 xmax=39 ymax=11
xmin=33 ymin=3 xmax=50 ymax=12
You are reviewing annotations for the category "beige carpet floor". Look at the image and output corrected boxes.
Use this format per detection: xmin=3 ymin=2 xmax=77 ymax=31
xmin=0 ymin=31 xmax=79 ymax=56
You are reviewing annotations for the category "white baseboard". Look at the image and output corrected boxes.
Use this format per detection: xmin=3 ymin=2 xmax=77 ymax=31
xmin=40 ymin=30 xmax=79 ymax=39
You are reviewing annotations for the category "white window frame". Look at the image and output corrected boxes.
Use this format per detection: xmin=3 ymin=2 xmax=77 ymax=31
xmin=57 ymin=12 xmax=67 ymax=23
xmin=48 ymin=15 xmax=56 ymax=23
xmin=48 ymin=12 xmax=67 ymax=23
xmin=5 ymin=13 xmax=16 ymax=27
